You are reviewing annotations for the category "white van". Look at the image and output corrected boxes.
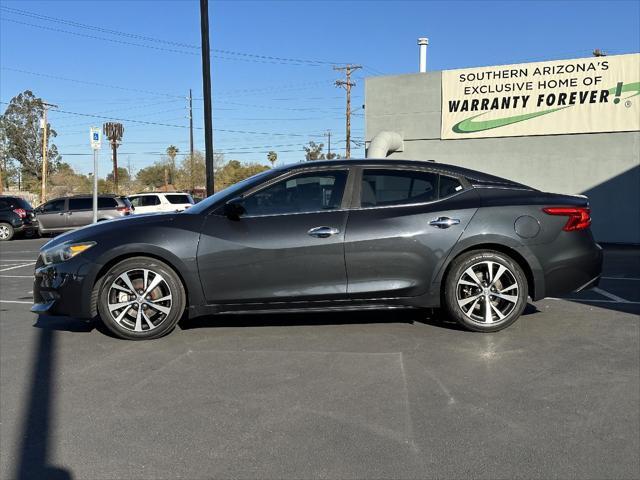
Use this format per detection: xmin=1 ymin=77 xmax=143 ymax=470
xmin=128 ymin=193 xmax=194 ymax=214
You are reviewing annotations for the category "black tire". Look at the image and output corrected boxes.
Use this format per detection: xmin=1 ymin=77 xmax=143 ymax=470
xmin=97 ymin=256 xmax=186 ymax=340
xmin=443 ymin=250 xmax=528 ymax=332
xmin=0 ymin=222 xmax=15 ymax=241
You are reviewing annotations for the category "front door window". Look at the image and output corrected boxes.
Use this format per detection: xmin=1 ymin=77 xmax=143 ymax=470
xmin=238 ymin=171 xmax=348 ymax=217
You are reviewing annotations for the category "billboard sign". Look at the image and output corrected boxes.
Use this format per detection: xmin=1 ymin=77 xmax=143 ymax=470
xmin=441 ymin=53 xmax=640 ymax=139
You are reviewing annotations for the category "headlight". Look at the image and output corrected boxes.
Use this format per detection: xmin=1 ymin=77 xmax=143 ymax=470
xmin=42 ymin=242 xmax=96 ymax=265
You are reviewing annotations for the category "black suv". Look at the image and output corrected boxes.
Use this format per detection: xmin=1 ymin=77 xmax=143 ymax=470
xmin=0 ymin=195 xmax=37 ymax=241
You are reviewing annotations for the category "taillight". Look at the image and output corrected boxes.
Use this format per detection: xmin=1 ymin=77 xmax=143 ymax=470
xmin=543 ymin=207 xmax=591 ymax=231
xmin=12 ymin=208 xmax=27 ymax=218
xmin=117 ymin=206 xmax=131 ymax=215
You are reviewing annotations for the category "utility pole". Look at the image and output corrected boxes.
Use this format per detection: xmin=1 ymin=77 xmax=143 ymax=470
xmin=334 ymin=65 xmax=362 ymax=159
xmin=189 ymin=88 xmax=195 ymax=191
xmin=325 ymin=130 xmax=331 ymax=158
xmin=200 ymin=0 xmax=215 ymax=196
xmin=40 ymin=101 xmax=58 ymax=203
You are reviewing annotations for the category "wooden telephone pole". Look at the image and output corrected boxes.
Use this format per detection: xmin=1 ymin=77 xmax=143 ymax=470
xmin=40 ymin=101 xmax=58 ymax=203
xmin=334 ymin=65 xmax=361 ymax=159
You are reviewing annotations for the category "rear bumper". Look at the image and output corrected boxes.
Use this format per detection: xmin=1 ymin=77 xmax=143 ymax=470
xmin=541 ymin=240 xmax=603 ymax=298
xmin=31 ymin=256 xmax=99 ymax=319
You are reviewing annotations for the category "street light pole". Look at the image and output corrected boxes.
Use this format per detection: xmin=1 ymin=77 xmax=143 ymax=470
xmin=200 ymin=0 xmax=215 ymax=196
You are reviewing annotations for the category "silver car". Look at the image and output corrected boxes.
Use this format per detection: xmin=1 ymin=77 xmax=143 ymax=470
xmin=36 ymin=195 xmax=133 ymax=235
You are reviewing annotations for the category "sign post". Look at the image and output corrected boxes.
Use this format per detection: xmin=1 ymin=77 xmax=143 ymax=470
xmin=90 ymin=127 xmax=102 ymax=223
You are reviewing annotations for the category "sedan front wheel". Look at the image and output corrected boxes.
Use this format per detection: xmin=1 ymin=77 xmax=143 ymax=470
xmin=97 ymin=257 xmax=186 ymax=340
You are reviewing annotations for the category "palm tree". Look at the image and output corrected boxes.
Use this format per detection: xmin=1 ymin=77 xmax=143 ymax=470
xmin=166 ymin=145 xmax=179 ymax=184
xmin=267 ymin=151 xmax=277 ymax=168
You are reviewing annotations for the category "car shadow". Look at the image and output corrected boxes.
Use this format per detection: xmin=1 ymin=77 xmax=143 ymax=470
xmin=179 ymin=303 xmax=540 ymax=332
xmin=33 ymin=303 xmax=541 ymax=337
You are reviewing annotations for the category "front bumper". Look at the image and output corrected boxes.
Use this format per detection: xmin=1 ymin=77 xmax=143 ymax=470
xmin=31 ymin=254 xmax=100 ymax=319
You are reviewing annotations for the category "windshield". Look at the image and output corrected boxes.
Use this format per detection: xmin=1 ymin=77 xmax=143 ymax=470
xmin=186 ymin=168 xmax=279 ymax=214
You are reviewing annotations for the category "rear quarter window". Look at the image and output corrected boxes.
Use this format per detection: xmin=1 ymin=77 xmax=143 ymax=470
xmin=438 ymin=175 xmax=464 ymax=198
xmin=98 ymin=197 xmax=118 ymax=209
xmin=165 ymin=194 xmax=193 ymax=205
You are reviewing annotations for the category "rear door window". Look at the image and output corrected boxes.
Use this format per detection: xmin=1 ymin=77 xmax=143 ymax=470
xmin=361 ymin=169 xmax=438 ymax=207
xmin=69 ymin=198 xmax=93 ymax=211
xmin=360 ymin=169 xmax=464 ymax=207
xmin=129 ymin=195 xmax=160 ymax=207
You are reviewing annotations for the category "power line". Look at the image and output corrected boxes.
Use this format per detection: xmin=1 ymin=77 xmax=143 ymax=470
xmin=0 ymin=8 xmax=347 ymax=66
xmin=2 ymin=66 xmax=337 ymax=100
xmin=0 ymin=102 xmax=329 ymax=138
xmin=1 ymin=67 xmax=186 ymax=98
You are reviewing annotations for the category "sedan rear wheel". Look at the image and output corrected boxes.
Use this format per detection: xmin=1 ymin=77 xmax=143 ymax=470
xmin=444 ymin=250 xmax=528 ymax=332
xmin=97 ymin=257 xmax=186 ymax=340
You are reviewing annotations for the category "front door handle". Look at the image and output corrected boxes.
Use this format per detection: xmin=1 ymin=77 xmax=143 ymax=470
xmin=429 ymin=217 xmax=460 ymax=229
xmin=308 ymin=226 xmax=340 ymax=238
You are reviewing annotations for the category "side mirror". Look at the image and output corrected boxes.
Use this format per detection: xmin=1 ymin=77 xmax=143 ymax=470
xmin=222 ymin=198 xmax=246 ymax=221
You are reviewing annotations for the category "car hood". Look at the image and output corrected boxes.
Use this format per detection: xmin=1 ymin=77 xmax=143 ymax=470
xmin=41 ymin=213 xmax=178 ymax=251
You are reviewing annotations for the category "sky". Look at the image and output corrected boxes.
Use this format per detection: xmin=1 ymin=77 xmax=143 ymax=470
xmin=1 ymin=0 xmax=639 ymax=177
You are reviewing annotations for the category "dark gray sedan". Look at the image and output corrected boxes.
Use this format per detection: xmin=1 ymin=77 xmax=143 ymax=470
xmin=32 ymin=159 xmax=602 ymax=340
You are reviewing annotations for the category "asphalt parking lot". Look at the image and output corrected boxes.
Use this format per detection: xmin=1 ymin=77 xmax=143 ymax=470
xmin=1 ymin=238 xmax=638 ymax=480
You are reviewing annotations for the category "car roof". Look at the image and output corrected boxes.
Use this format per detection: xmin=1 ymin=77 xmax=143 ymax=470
xmin=279 ymin=159 xmax=531 ymax=189
xmin=47 ymin=194 xmax=120 ymax=201
xmin=130 ymin=192 xmax=190 ymax=195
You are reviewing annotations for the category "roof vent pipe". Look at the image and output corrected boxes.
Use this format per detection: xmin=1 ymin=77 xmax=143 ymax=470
xmin=366 ymin=131 xmax=404 ymax=158
xmin=418 ymin=37 xmax=429 ymax=72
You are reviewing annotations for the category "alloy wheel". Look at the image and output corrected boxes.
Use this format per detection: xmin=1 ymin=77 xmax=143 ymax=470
xmin=0 ymin=225 xmax=10 ymax=240
xmin=455 ymin=260 xmax=519 ymax=325
xmin=106 ymin=268 xmax=173 ymax=333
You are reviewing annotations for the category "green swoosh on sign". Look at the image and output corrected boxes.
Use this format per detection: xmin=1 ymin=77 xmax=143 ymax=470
xmin=452 ymin=81 xmax=640 ymax=134
xmin=608 ymin=81 xmax=640 ymax=96
xmin=452 ymin=107 xmax=567 ymax=134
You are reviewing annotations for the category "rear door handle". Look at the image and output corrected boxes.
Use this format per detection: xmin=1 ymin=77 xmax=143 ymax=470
xmin=429 ymin=217 xmax=460 ymax=229
xmin=308 ymin=226 xmax=340 ymax=238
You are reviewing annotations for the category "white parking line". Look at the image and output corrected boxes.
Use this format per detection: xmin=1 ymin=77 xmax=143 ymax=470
xmin=547 ymin=297 xmax=640 ymax=305
xmin=0 ymin=300 xmax=32 ymax=304
xmin=0 ymin=262 xmax=36 ymax=272
xmin=602 ymin=276 xmax=640 ymax=281
xmin=0 ymin=275 xmax=34 ymax=278
xmin=592 ymin=287 xmax=630 ymax=303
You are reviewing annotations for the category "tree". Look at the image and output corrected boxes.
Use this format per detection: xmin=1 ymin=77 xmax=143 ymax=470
xmin=136 ymin=163 xmax=167 ymax=190
xmin=304 ymin=141 xmax=325 ymax=161
xmin=175 ymin=151 xmax=206 ymax=191
xmin=214 ymin=160 xmax=269 ymax=192
xmin=103 ymin=167 xmax=132 ymax=193
xmin=166 ymin=145 xmax=179 ymax=183
xmin=49 ymin=162 xmax=92 ymax=197
xmin=0 ymin=117 xmax=18 ymax=191
xmin=0 ymin=91 xmax=60 ymax=192
xmin=267 ymin=151 xmax=277 ymax=168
